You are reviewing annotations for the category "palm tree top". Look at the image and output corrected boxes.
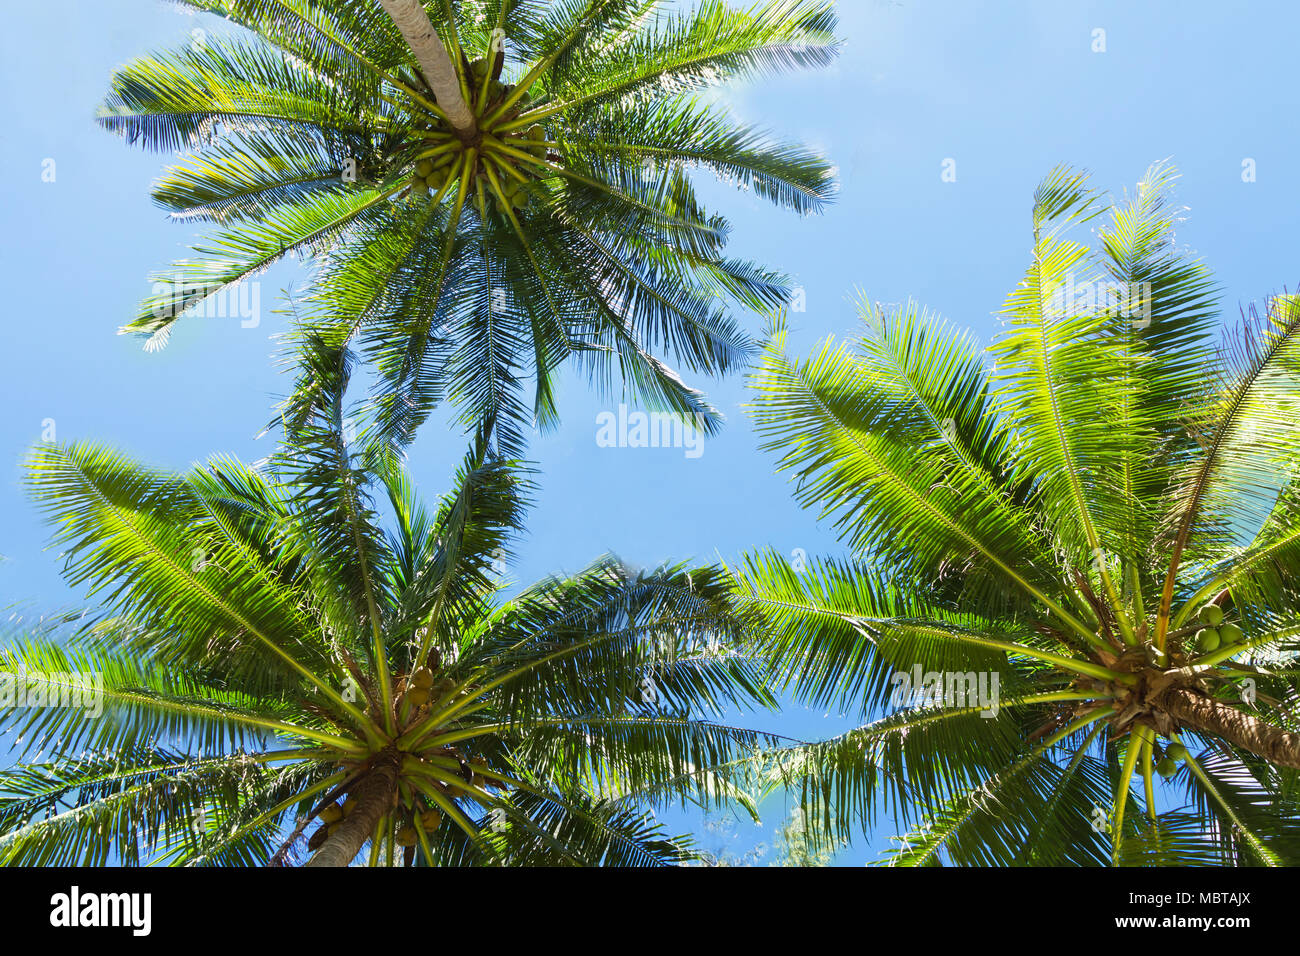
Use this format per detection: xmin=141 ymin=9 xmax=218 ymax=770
xmin=98 ymin=0 xmax=840 ymax=454
xmin=0 ymin=343 xmax=780 ymax=866
xmin=737 ymin=162 xmax=1300 ymax=866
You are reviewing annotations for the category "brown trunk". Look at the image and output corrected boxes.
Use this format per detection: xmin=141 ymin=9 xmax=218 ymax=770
xmin=377 ymin=0 xmax=477 ymax=136
xmin=1163 ymin=687 xmax=1300 ymax=769
xmin=305 ymin=755 xmax=398 ymax=867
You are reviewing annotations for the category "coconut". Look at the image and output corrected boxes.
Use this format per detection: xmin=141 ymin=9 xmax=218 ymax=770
xmin=415 ymin=159 xmax=435 ymax=178
xmin=327 ymin=821 xmax=341 ymax=836
xmin=470 ymin=58 xmax=488 ymax=78
xmin=342 ymin=796 xmax=356 ymax=817
xmin=1156 ymin=757 xmax=1177 ymax=779
xmin=412 ymin=667 xmax=435 ymax=689
xmin=1166 ymin=743 xmax=1188 ymax=762
xmin=1218 ymin=622 xmax=1243 ymax=645
xmin=1196 ymin=628 xmax=1220 ymax=653
xmin=524 ymin=125 xmax=547 ymax=158
xmin=420 ymin=809 xmax=442 ymax=831
xmin=1199 ymin=604 xmax=1225 ymax=626
xmin=396 ymin=825 xmax=418 ymax=847
xmin=435 ymin=677 xmax=458 ymax=696
xmin=405 ymin=686 xmax=431 ymax=707
xmin=319 ymin=803 xmax=343 ymax=824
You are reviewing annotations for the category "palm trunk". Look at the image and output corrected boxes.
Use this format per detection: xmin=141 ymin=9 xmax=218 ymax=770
xmin=378 ymin=0 xmax=477 ymax=136
xmin=305 ymin=756 xmax=399 ymax=867
xmin=1163 ymin=687 xmax=1300 ymax=769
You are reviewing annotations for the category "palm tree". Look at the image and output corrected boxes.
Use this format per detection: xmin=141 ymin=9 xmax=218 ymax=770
xmin=0 ymin=346 xmax=776 ymax=866
xmin=98 ymin=0 xmax=839 ymax=453
xmin=734 ymin=164 xmax=1300 ymax=866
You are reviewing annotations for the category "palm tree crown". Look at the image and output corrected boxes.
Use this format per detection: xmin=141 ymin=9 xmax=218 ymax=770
xmin=735 ymin=164 xmax=1300 ymax=866
xmin=0 ymin=345 xmax=777 ymax=866
xmin=99 ymin=0 xmax=839 ymax=453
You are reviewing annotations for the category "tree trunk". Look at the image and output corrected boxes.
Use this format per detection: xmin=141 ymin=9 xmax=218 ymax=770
xmin=378 ymin=0 xmax=477 ymax=136
xmin=1163 ymin=687 xmax=1300 ymax=769
xmin=305 ymin=756 xmax=399 ymax=867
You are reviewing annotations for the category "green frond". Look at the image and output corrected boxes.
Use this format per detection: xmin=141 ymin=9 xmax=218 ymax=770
xmin=0 ymin=748 xmax=264 ymax=866
xmin=97 ymin=36 xmax=387 ymax=152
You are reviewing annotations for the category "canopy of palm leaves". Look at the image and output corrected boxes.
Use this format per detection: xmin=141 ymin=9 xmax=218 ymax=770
xmin=0 ymin=344 xmax=778 ymax=866
xmin=99 ymin=0 xmax=839 ymax=454
xmin=735 ymin=163 xmax=1300 ymax=866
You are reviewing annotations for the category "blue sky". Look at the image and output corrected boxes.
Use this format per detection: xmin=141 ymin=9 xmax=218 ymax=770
xmin=2 ymin=0 xmax=1298 ymax=864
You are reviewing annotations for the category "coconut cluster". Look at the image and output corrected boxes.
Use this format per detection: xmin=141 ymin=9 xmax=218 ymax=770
xmin=1155 ymin=741 xmax=1188 ymax=779
xmin=306 ymin=650 xmax=507 ymax=858
xmin=1192 ymin=602 xmax=1244 ymax=655
xmin=405 ymin=56 xmax=556 ymax=222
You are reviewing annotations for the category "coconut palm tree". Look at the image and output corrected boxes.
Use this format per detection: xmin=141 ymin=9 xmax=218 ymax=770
xmin=734 ymin=164 xmax=1300 ymax=866
xmin=0 ymin=345 xmax=777 ymax=866
xmin=98 ymin=0 xmax=839 ymax=453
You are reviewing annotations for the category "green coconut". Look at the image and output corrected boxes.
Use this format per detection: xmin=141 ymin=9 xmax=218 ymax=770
xmin=523 ymin=125 xmax=547 ymax=158
xmin=419 ymin=809 xmax=442 ymax=831
xmin=1156 ymin=757 xmax=1178 ymax=779
xmin=1198 ymin=604 xmax=1225 ymax=626
xmin=405 ymin=686 xmax=431 ymax=708
xmin=396 ymin=825 xmax=418 ymax=847
xmin=1196 ymin=628 xmax=1220 ymax=653
xmin=1218 ymin=622 xmax=1243 ymax=645
xmin=1166 ymin=742 xmax=1188 ymax=762
xmin=412 ymin=667 xmax=435 ymax=689
xmin=319 ymin=802 xmax=343 ymax=824
xmin=415 ymin=158 xmax=435 ymax=178
xmin=342 ymin=796 xmax=356 ymax=817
